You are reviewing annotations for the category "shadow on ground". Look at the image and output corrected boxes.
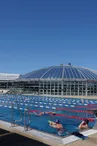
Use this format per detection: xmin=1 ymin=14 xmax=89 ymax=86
xmin=0 ymin=129 xmax=49 ymax=146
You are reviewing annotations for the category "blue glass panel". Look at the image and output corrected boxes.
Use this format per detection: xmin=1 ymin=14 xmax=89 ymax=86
xmin=82 ymin=69 xmax=97 ymax=80
xmin=22 ymin=70 xmax=37 ymax=78
xmin=71 ymin=67 xmax=85 ymax=79
xmin=43 ymin=67 xmax=63 ymax=78
xmin=67 ymin=67 xmax=74 ymax=78
xmin=70 ymin=67 xmax=80 ymax=79
xmin=21 ymin=66 xmax=97 ymax=80
xmin=63 ymin=66 xmax=73 ymax=78
xmin=52 ymin=67 xmax=63 ymax=78
xmin=77 ymin=68 xmax=92 ymax=79
xmin=26 ymin=68 xmax=50 ymax=78
xmin=88 ymin=70 xmax=97 ymax=79
xmin=42 ymin=68 xmax=56 ymax=78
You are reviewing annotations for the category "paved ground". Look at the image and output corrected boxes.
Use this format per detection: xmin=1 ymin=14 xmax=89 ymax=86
xmin=0 ymin=129 xmax=48 ymax=146
xmin=0 ymin=129 xmax=97 ymax=146
xmin=66 ymin=133 xmax=97 ymax=146
xmin=23 ymin=94 xmax=97 ymax=99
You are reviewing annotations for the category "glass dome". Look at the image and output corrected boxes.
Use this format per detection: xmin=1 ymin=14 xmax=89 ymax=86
xmin=21 ymin=65 xmax=97 ymax=80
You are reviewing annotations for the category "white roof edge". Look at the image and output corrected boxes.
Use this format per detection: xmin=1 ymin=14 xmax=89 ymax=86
xmin=0 ymin=73 xmax=20 ymax=76
xmin=0 ymin=73 xmax=20 ymax=80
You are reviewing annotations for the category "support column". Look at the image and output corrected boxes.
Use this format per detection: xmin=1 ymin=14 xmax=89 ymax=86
xmin=78 ymin=82 xmax=79 ymax=96
xmin=86 ymin=82 xmax=87 ymax=96
xmin=61 ymin=80 xmax=63 ymax=96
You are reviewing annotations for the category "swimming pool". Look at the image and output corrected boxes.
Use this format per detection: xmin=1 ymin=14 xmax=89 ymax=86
xmin=0 ymin=94 xmax=96 ymax=137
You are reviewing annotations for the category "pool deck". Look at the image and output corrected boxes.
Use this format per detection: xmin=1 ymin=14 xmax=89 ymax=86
xmin=66 ymin=133 xmax=97 ymax=146
xmin=23 ymin=94 xmax=97 ymax=99
xmin=0 ymin=120 xmax=97 ymax=146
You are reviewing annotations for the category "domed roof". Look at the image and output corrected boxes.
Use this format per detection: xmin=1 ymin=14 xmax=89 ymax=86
xmin=21 ymin=65 xmax=97 ymax=80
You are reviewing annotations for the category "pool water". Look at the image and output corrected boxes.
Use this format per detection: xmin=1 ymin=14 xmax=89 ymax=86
xmin=0 ymin=94 xmax=97 ymax=137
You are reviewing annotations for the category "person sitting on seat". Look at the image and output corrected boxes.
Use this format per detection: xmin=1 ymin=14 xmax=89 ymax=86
xmin=78 ymin=119 xmax=89 ymax=130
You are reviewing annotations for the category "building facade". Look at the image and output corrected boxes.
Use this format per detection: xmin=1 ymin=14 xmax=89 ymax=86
xmin=0 ymin=65 xmax=97 ymax=96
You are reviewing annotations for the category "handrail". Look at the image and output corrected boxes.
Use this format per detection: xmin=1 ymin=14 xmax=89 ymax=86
xmin=11 ymin=100 xmax=23 ymax=127
xmin=24 ymin=108 xmax=32 ymax=131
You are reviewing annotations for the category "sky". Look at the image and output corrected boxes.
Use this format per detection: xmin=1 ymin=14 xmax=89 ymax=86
xmin=0 ymin=0 xmax=97 ymax=74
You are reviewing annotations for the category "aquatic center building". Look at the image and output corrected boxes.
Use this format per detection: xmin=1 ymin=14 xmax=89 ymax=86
xmin=0 ymin=64 xmax=97 ymax=96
